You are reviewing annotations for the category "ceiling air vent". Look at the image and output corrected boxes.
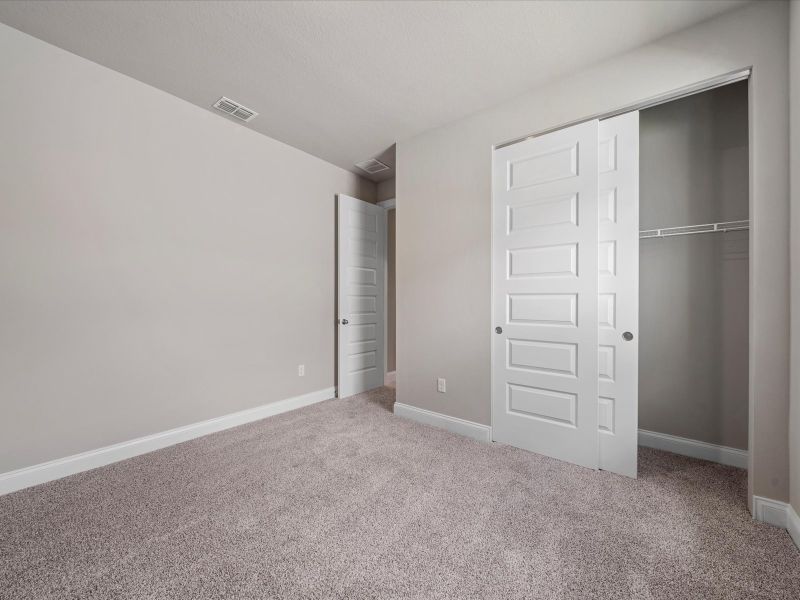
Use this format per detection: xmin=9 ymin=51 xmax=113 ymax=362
xmin=355 ymin=158 xmax=390 ymax=175
xmin=212 ymin=97 xmax=258 ymax=122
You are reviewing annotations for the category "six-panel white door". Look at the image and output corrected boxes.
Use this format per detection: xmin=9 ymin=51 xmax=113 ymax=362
xmin=491 ymin=120 xmax=600 ymax=470
xmin=337 ymin=194 xmax=386 ymax=399
xmin=597 ymin=112 xmax=639 ymax=478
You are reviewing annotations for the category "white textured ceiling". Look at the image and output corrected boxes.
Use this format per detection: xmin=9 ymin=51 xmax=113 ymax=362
xmin=0 ymin=0 xmax=746 ymax=181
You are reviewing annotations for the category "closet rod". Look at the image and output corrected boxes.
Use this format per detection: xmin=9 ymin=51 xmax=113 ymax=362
xmin=639 ymin=220 xmax=749 ymax=239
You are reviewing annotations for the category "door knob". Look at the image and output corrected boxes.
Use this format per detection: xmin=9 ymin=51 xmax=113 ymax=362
xmin=622 ymin=331 xmax=633 ymax=341
xmin=495 ymin=326 xmax=503 ymax=334
xmin=341 ymin=318 xmax=349 ymax=325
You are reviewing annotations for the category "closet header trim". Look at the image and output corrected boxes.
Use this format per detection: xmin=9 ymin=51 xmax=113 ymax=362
xmin=495 ymin=68 xmax=751 ymax=151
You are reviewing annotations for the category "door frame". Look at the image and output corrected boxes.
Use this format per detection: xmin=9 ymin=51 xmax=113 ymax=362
xmin=377 ymin=198 xmax=396 ymax=379
xmin=490 ymin=67 xmax=752 ymax=478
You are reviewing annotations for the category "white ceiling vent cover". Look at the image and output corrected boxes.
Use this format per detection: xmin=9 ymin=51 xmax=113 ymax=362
xmin=212 ymin=97 xmax=258 ymax=122
xmin=355 ymin=158 xmax=390 ymax=175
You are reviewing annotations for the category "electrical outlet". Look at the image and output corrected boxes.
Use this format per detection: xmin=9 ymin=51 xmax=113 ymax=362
xmin=298 ymin=364 xmax=305 ymax=377
xmin=437 ymin=378 xmax=446 ymax=393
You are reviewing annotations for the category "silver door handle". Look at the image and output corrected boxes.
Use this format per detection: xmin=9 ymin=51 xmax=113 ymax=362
xmin=340 ymin=318 xmax=349 ymax=325
xmin=495 ymin=326 xmax=503 ymax=334
xmin=622 ymin=331 xmax=633 ymax=341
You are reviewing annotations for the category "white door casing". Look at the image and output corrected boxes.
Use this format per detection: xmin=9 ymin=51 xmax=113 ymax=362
xmin=597 ymin=112 xmax=639 ymax=478
xmin=491 ymin=120 xmax=600 ymax=470
xmin=337 ymin=195 xmax=386 ymax=399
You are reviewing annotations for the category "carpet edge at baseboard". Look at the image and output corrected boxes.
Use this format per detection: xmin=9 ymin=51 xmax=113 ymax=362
xmin=393 ymin=402 xmax=492 ymax=443
xmin=0 ymin=386 xmax=336 ymax=496
xmin=637 ymin=429 xmax=748 ymax=469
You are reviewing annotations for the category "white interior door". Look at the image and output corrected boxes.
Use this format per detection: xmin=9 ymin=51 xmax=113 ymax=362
xmin=597 ymin=112 xmax=639 ymax=477
xmin=337 ymin=194 xmax=386 ymax=399
xmin=492 ymin=120 xmax=600 ymax=470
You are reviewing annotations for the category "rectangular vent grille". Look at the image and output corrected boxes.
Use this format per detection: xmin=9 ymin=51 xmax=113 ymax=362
xmin=355 ymin=158 xmax=390 ymax=174
xmin=213 ymin=97 xmax=258 ymax=122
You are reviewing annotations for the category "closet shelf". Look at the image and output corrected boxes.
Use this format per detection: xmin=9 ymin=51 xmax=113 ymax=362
xmin=639 ymin=220 xmax=749 ymax=239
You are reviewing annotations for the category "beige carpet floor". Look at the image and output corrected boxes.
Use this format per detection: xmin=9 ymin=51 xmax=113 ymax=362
xmin=1 ymin=386 xmax=798 ymax=599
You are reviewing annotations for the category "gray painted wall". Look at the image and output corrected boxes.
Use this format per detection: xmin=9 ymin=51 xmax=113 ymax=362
xmin=790 ymin=0 xmax=800 ymax=517
xmin=396 ymin=2 xmax=790 ymax=504
xmin=639 ymin=82 xmax=749 ymax=450
xmin=0 ymin=24 xmax=375 ymax=473
xmin=377 ymin=178 xmax=396 ymax=203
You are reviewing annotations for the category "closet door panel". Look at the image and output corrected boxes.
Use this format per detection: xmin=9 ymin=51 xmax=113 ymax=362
xmin=492 ymin=120 xmax=600 ymax=470
xmin=597 ymin=112 xmax=639 ymax=478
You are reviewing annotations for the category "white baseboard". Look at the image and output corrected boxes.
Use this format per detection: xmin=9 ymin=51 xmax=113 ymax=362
xmin=393 ymin=402 xmax=491 ymax=443
xmin=638 ymin=429 xmax=748 ymax=469
xmin=753 ymin=495 xmax=789 ymax=528
xmin=752 ymin=496 xmax=800 ymax=550
xmin=787 ymin=503 xmax=800 ymax=550
xmin=0 ymin=386 xmax=335 ymax=496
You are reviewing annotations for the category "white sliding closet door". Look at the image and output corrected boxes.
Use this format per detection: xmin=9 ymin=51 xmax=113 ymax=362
xmin=492 ymin=121 xmax=600 ymax=470
xmin=337 ymin=194 xmax=386 ymax=399
xmin=597 ymin=112 xmax=639 ymax=478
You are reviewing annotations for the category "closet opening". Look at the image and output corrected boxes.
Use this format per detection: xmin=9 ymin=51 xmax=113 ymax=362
xmin=637 ymin=80 xmax=749 ymax=476
xmin=490 ymin=75 xmax=750 ymax=500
